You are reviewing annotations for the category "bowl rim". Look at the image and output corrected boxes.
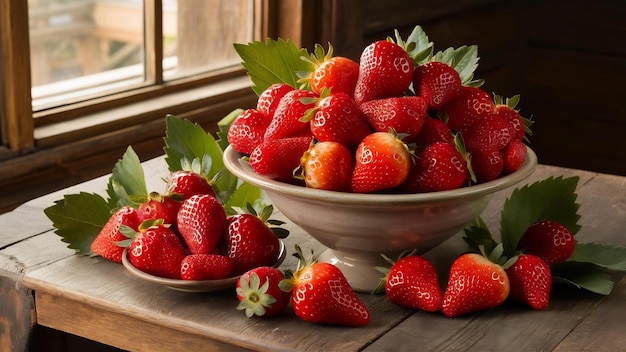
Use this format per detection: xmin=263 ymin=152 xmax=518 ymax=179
xmin=223 ymin=145 xmax=538 ymax=205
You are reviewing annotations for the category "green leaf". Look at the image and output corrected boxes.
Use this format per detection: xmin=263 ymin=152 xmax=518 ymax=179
xmin=463 ymin=217 xmax=498 ymax=254
xmin=106 ymin=146 xmax=147 ymax=208
xmin=432 ymin=45 xmax=482 ymax=87
xmin=234 ymin=38 xmax=313 ymax=96
xmin=551 ymin=261 xmax=614 ymax=295
xmin=43 ymin=192 xmax=114 ymax=255
xmin=500 ymin=176 xmax=582 ymax=256
xmin=399 ymin=25 xmax=434 ymax=64
xmin=568 ymin=242 xmax=626 ymax=271
xmin=222 ymin=181 xmax=264 ymax=216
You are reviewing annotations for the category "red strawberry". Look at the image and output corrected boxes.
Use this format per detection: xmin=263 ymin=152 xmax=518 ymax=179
xmin=249 ymin=136 xmax=312 ymax=182
xmin=256 ymin=83 xmax=294 ymax=117
xmin=441 ymin=250 xmax=510 ymax=317
xmin=227 ymin=108 xmax=273 ymax=154
xmin=300 ymin=141 xmax=355 ymax=192
xmin=502 ymin=139 xmax=527 ymax=174
xmin=351 ymin=131 xmax=411 ymax=193
xmin=237 ymin=266 xmax=290 ymax=317
xmin=91 ymin=206 xmax=140 ymax=263
xmin=376 ymin=253 xmax=442 ymax=312
xmin=137 ymin=192 xmax=181 ymax=225
xmin=127 ymin=224 xmax=187 ymax=279
xmin=506 ymin=254 xmax=552 ymax=310
xmin=180 ymin=254 xmax=233 ymax=280
xmin=413 ymin=61 xmax=462 ymax=109
xmin=354 ymin=40 xmax=414 ymax=105
xmin=360 ymin=96 xmax=428 ymax=135
xmin=302 ymin=44 xmax=359 ymax=96
xmin=263 ymin=89 xmax=317 ymax=140
xmin=495 ymin=104 xmax=526 ymax=141
xmin=442 ymin=86 xmax=494 ymax=133
xmin=306 ymin=92 xmax=372 ymax=149
xmin=464 ymin=113 xmax=514 ymax=153
xmin=401 ymin=142 xmax=468 ymax=193
xmin=166 ymin=170 xmax=215 ymax=200
xmin=470 ymin=149 xmax=504 ymax=183
xmin=516 ymin=220 xmax=576 ymax=265
xmin=222 ymin=207 xmax=283 ymax=275
xmin=279 ymin=246 xmax=370 ymax=326
xmin=177 ymin=194 xmax=227 ymax=255
xmin=405 ymin=117 xmax=454 ymax=147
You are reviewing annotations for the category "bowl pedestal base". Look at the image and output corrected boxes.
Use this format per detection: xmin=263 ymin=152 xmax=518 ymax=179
xmin=317 ymin=248 xmax=397 ymax=293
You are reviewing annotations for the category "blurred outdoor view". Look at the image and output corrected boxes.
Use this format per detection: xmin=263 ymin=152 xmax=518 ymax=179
xmin=29 ymin=0 xmax=254 ymax=109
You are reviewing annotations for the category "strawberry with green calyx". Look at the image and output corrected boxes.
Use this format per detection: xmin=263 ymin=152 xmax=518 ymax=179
xmin=413 ymin=61 xmax=461 ymax=109
xmin=177 ymin=193 xmax=227 ymax=255
xmin=279 ymin=245 xmax=370 ymax=327
xmin=237 ymin=266 xmax=290 ymax=318
xmin=136 ymin=191 xmax=181 ymax=225
xmin=298 ymin=140 xmax=355 ymax=192
xmin=166 ymin=155 xmax=215 ymax=200
xmin=126 ymin=222 xmax=188 ymax=279
xmin=351 ymin=129 xmax=411 ymax=193
xmin=227 ymin=108 xmax=273 ymax=155
xmin=440 ymin=86 xmax=494 ymax=134
xmin=492 ymin=94 xmax=533 ymax=141
xmin=506 ymin=253 xmax=552 ymax=310
xmin=375 ymin=250 xmax=442 ymax=312
xmin=360 ymin=96 xmax=428 ymax=136
xmin=297 ymin=43 xmax=359 ymax=97
xmin=222 ymin=204 xmax=288 ymax=276
xmin=517 ymin=220 xmax=576 ymax=266
xmin=256 ymin=83 xmax=294 ymax=118
xmin=180 ymin=254 xmax=233 ymax=280
xmin=248 ymin=136 xmax=312 ymax=183
xmin=263 ymin=89 xmax=317 ymax=141
xmin=90 ymin=206 xmax=140 ymax=263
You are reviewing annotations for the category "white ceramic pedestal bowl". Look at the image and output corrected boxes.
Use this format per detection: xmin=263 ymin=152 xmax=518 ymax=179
xmin=223 ymin=146 xmax=537 ymax=292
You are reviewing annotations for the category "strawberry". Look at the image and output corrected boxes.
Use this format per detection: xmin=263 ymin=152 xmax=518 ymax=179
xmin=301 ymin=44 xmax=359 ymax=96
xmin=360 ymin=96 xmax=428 ymax=135
xmin=263 ymin=89 xmax=317 ymax=140
xmin=502 ymin=139 xmax=527 ymax=174
xmin=90 ymin=206 xmax=140 ymax=263
xmin=495 ymin=104 xmax=526 ymax=141
xmin=137 ymin=192 xmax=181 ymax=225
xmin=180 ymin=254 xmax=233 ymax=280
xmin=463 ymin=113 xmax=514 ymax=153
xmin=354 ymin=39 xmax=414 ymax=105
xmin=237 ymin=266 xmax=290 ymax=317
xmin=405 ymin=117 xmax=454 ymax=147
xmin=306 ymin=92 xmax=372 ymax=149
xmin=376 ymin=253 xmax=442 ymax=312
xmin=222 ymin=206 xmax=283 ymax=275
xmin=413 ymin=61 xmax=462 ymax=109
xmin=470 ymin=149 xmax=504 ymax=183
xmin=506 ymin=254 xmax=552 ymax=310
xmin=401 ymin=142 xmax=468 ymax=193
xmin=166 ymin=169 xmax=215 ymax=200
xmin=248 ymin=136 xmax=312 ymax=182
xmin=516 ymin=220 xmax=576 ymax=265
xmin=256 ymin=83 xmax=294 ymax=117
xmin=127 ymin=224 xmax=187 ymax=279
xmin=351 ymin=131 xmax=411 ymax=193
xmin=441 ymin=248 xmax=510 ymax=317
xmin=279 ymin=246 xmax=370 ymax=326
xmin=442 ymin=86 xmax=494 ymax=133
xmin=300 ymin=141 xmax=355 ymax=191
xmin=177 ymin=194 xmax=227 ymax=255
xmin=227 ymin=108 xmax=273 ymax=154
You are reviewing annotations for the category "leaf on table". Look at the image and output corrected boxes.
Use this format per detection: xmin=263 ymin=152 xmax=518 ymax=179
xmin=500 ymin=176 xmax=582 ymax=256
xmin=551 ymin=261 xmax=615 ymax=295
xmin=233 ymin=38 xmax=313 ymax=96
xmin=43 ymin=192 xmax=114 ymax=255
xmin=568 ymin=242 xmax=626 ymax=271
xmin=106 ymin=146 xmax=147 ymax=208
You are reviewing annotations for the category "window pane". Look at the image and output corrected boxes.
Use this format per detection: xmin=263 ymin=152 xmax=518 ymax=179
xmin=29 ymin=0 xmax=145 ymax=109
xmin=163 ymin=0 xmax=254 ymax=80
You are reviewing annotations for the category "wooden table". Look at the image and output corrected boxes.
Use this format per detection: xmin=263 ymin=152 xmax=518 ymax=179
xmin=2 ymin=156 xmax=625 ymax=351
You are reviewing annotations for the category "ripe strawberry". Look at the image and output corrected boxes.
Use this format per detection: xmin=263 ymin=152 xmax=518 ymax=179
xmin=177 ymin=194 xmax=227 ymax=255
xmin=166 ymin=170 xmax=215 ymax=200
xmin=442 ymin=86 xmax=494 ymax=133
xmin=401 ymin=142 xmax=468 ymax=193
xmin=502 ymin=139 xmax=527 ymax=174
xmin=405 ymin=117 xmax=454 ymax=147
xmin=279 ymin=246 xmax=370 ymax=326
xmin=91 ymin=206 xmax=140 ymax=263
xmin=300 ymin=141 xmax=355 ymax=191
xmin=470 ymin=149 xmax=504 ymax=183
xmin=227 ymin=108 xmax=273 ymax=154
xmin=256 ymin=83 xmax=294 ymax=117
xmin=237 ymin=266 xmax=290 ymax=317
xmin=441 ymin=250 xmax=510 ymax=317
xmin=495 ymin=104 xmax=526 ymax=141
xmin=506 ymin=254 xmax=552 ymax=310
xmin=306 ymin=92 xmax=372 ymax=149
xmin=516 ymin=220 xmax=576 ymax=265
xmin=222 ymin=207 xmax=282 ymax=275
xmin=180 ymin=254 xmax=233 ymax=280
xmin=301 ymin=44 xmax=359 ymax=96
xmin=413 ymin=61 xmax=462 ymax=109
xmin=351 ymin=131 xmax=411 ymax=193
xmin=127 ymin=224 xmax=187 ymax=279
xmin=360 ymin=96 xmax=428 ymax=135
xmin=248 ymin=136 xmax=312 ymax=182
xmin=376 ymin=253 xmax=442 ymax=312
xmin=263 ymin=89 xmax=317 ymax=140
xmin=463 ymin=113 xmax=514 ymax=153
xmin=354 ymin=40 xmax=414 ymax=105
xmin=137 ymin=192 xmax=181 ymax=225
